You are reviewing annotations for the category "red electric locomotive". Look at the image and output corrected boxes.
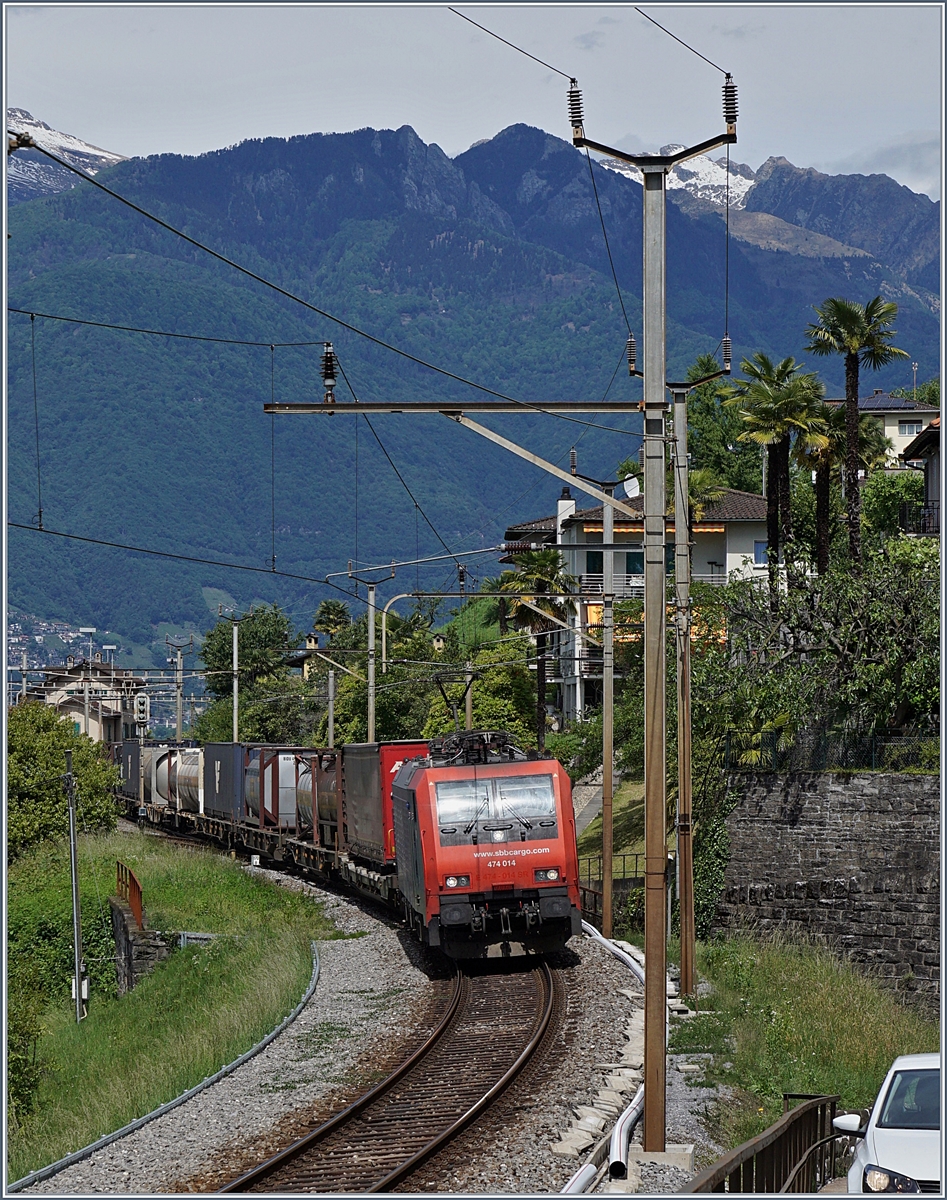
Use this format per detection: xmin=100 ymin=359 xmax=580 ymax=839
xmin=391 ymin=731 xmax=582 ymax=957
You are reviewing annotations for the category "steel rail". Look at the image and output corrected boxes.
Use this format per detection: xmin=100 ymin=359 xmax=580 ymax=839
xmin=370 ymin=961 xmax=557 ymax=1192
xmin=222 ymin=961 xmax=556 ymax=1194
xmin=221 ymin=965 xmax=465 ymax=1192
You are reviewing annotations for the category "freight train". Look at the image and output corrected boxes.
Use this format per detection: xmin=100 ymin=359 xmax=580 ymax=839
xmin=118 ymin=730 xmax=582 ymax=958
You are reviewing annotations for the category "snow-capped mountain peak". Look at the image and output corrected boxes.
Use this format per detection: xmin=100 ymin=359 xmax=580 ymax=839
xmin=599 ymin=143 xmax=756 ymax=209
xmin=7 ymin=108 xmax=127 ymax=204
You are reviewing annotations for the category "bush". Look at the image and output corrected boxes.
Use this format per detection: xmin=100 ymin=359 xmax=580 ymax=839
xmin=6 ymin=703 xmax=120 ymax=861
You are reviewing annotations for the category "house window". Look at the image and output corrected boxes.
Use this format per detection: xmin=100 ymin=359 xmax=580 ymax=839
xmin=754 ymin=541 xmax=768 ymax=566
xmin=625 ymin=549 xmax=643 ymax=575
xmin=586 ymin=550 xmax=603 ymax=574
xmin=899 ymin=422 xmax=922 ymax=437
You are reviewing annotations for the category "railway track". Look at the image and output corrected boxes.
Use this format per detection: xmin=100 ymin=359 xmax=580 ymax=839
xmin=222 ymin=959 xmax=561 ymax=1194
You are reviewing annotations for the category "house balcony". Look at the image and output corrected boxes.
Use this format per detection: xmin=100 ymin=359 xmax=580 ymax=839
xmin=580 ymin=571 xmax=729 ymax=596
xmin=899 ymin=502 xmax=939 ymax=536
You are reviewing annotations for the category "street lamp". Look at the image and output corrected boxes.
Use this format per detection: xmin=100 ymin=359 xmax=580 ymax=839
xmin=912 ymin=361 xmax=919 ymax=404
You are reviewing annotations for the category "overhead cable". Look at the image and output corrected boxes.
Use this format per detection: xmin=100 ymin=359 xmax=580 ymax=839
xmin=12 ymin=140 xmax=634 ymax=435
xmin=633 ymin=8 xmax=729 ymax=75
xmin=7 ymin=522 xmax=359 ymax=599
xmin=448 ymin=8 xmax=573 ymax=78
xmin=7 ymin=307 xmax=325 ymax=347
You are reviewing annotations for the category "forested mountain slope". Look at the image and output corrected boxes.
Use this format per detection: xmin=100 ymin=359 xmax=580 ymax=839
xmin=7 ymin=123 xmax=938 ymax=643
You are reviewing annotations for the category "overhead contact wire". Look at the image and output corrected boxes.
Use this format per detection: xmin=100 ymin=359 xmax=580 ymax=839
xmin=15 ymin=142 xmax=634 ymax=435
xmin=6 ymin=522 xmax=358 ymax=598
xmin=337 ymin=359 xmax=462 ymax=564
xmin=7 ymin=308 xmax=327 ymax=347
xmin=29 ymin=314 xmax=44 ymax=529
xmin=270 ymin=345 xmax=276 ymax=571
xmin=584 ymin=150 xmax=631 ymax=334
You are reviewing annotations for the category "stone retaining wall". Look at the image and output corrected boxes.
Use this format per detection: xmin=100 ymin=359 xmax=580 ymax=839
xmin=109 ymin=897 xmax=173 ymax=995
xmin=715 ymin=771 xmax=940 ymax=1005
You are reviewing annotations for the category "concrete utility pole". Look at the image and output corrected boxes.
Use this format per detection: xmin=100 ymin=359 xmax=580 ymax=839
xmin=572 ymin=74 xmax=737 ymax=1152
xmin=465 ymin=661 xmax=474 ymax=730
xmin=65 ymin=751 xmax=85 ymax=1023
xmin=601 ymin=482 xmax=615 ymax=939
xmin=673 ymin=391 xmax=696 ymax=999
xmin=232 ymin=619 xmax=239 ymax=743
xmin=21 ymin=650 xmax=27 ymax=701
xmin=367 ymin=583 xmax=376 ymax=741
xmin=166 ymin=635 xmax=194 ymax=741
xmin=327 ymin=670 xmax=336 ymax=748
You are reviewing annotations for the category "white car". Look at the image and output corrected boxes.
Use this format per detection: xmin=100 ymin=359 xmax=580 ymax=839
xmin=833 ymin=1053 xmax=941 ymax=1193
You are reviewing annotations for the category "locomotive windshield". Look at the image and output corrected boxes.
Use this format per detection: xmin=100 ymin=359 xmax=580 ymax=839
xmin=435 ymin=774 xmax=556 ymax=846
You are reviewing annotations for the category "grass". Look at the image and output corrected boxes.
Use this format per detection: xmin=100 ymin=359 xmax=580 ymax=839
xmin=577 ymin=779 xmax=645 ymax=858
xmin=669 ymin=931 xmax=940 ymax=1150
xmin=7 ymin=832 xmax=346 ymax=1182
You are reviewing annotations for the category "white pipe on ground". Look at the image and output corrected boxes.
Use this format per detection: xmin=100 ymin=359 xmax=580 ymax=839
xmin=609 ymin=1084 xmax=645 ymax=1179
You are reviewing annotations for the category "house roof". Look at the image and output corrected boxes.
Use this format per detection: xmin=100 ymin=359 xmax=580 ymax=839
xmin=901 ymin=416 xmax=940 ymax=462
xmin=826 ymin=389 xmax=938 ymax=414
xmin=505 ymin=488 xmax=766 ymax=540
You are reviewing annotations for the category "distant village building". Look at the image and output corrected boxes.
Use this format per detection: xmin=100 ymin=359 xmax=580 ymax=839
xmin=25 ymin=657 xmax=146 ymax=742
xmin=505 ymin=486 xmax=767 ymax=722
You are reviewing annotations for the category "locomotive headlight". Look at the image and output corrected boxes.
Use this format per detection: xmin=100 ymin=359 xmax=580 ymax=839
xmin=534 ymin=867 xmax=561 ymax=882
xmin=445 ymin=875 xmax=470 ymax=888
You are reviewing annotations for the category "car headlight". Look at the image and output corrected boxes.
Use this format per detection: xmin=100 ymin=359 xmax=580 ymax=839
xmin=864 ymin=1165 xmax=921 ymax=1193
xmin=534 ymin=867 xmax=560 ymax=882
xmin=445 ymin=875 xmax=470 ymax=888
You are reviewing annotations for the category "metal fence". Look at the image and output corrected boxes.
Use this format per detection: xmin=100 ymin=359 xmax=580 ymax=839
xmin=724 ymin=731 xmax=939 ymax=774
xmin=899 ymin=501 xmax=939 ymax=536
xmin=683 ymin=1094 xmax=840 ymax=1193
xmin=116 ymin=861 xmax=144 ymax=929
xmin=578 ymin=853 xmax=653 ymax=929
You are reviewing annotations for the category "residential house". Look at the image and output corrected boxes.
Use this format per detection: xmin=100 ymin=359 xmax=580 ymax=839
xmin=504 ymin=486 xmax=767 ymax=722
xmin=900 ymin=416 xmax=940 ymax=536
xmin=826 ymin=390 xmax=939 ymax=466
xmin=26 ymin=656 xmax=146 ymax=742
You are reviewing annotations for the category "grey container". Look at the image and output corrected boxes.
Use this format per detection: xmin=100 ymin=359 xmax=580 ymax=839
xmin=203 ymin=743 xmax=246 ymax=821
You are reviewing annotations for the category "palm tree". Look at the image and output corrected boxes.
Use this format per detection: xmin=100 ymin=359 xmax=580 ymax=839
xmin=722 ymin=354 xmax=827 ymax=598
xmin=684 ymin=467 xmax=727 ymax=523
xmin=479 ymin=572 xmax=517 ymax=636
xmin=796 ymin=405 xmax=896 ymax=575
xmin=501 ymin=550 xmax=577 ymax=750
xmin=313 ymin=599 xmax=351 ymax=644
xmin=804 ymin=296 xmax=909 ymax=568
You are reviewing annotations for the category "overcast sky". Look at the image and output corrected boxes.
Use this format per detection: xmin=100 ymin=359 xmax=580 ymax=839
xmin=5 ymin=3 xmax=943 ymax=199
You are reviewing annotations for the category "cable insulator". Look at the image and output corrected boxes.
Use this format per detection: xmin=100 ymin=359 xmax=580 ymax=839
xmin=722 ymin=335 xmax=732 ymax=371
xmin=567 ymin=81 xmax=585 ymax=131
xmin=321 ymin=342 xmax=337 ymax=388
xmin=723 ymin=76 xmax=738 ymax=127
xmin=625 ymin=332 xmax=637 ymax=375
xmin=570 ymin=447 xmax=578 ymax=476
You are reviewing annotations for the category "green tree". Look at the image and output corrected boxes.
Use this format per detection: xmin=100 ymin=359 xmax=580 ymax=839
xmin=6 ymin=702 xmax=120 ymax=861
xmin=201 ymin=605 xmax=298 ymax=700
xmin=891 ymin=378 xmax=939 ymax=407
xmin=861 ymin=470 xmax=924 ymax=541
xmin=685 ymin=353 xmax=764 ymax=492
xmin=501 ymin=550 xmax=577 ymax=750
xmin=804 ymin=296 xmax=910 ymax=567
xmin=313 ymin=599 xmax=352 ymax=644
xmin=722 ymin=354 xmax=827 ymax=596
xmin=195 ymin=605 xmax=317 ymax=743
xmin=479 ymin=572 xmax=517 ymax=636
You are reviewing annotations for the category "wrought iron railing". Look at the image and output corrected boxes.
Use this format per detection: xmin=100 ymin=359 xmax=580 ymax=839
xmin=682 ymin=1094 xmax=840 ymax=1193
xmin=117 ymin=860 xmax=144 ymax=929
xmin=899 ymin=501 xmax=940 ymax=536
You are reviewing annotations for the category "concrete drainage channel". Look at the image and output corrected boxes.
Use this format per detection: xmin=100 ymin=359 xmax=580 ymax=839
xmin=560 ymin=923 xmax=696 ymax=1194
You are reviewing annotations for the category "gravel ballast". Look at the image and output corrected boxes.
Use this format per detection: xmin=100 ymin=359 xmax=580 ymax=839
xmin=14 ymin=866 xmax=729 ymax=1196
